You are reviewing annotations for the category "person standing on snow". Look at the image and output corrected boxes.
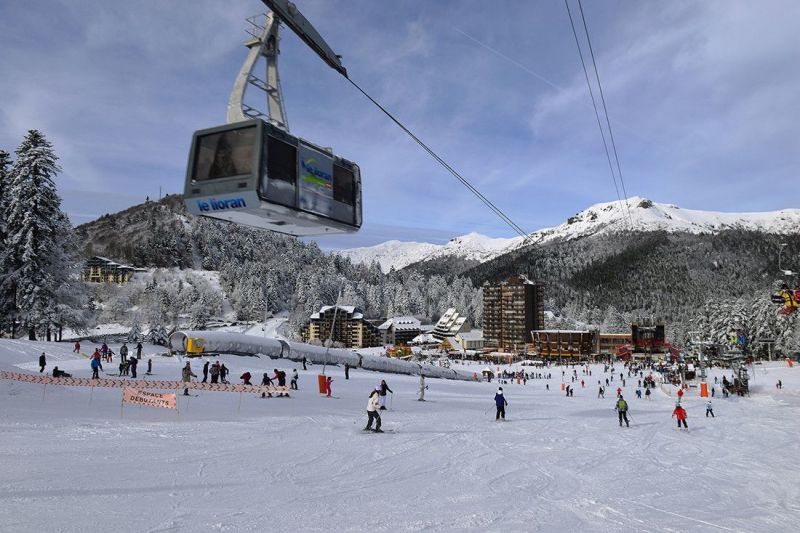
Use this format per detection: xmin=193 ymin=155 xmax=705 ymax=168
xmin=129 ymin=356 xmax=138 ymax=379
xmin=136 ymin=342 xmax=143 ymax=359
xmin=645 ymin=387 xmax=651 ymax=400
xmin=325 ymin=376 xmax=333 ymax=397
xmin=38 ymin=352 xmax=46 ymax=373
xmin=378 ymin=380 xmax=393 ymax=410
xmin=364 ymin=388 xmax=382 ymax=432
xmin=210 ymin=361 xmax=220 ymax=384
xmin=616 ymin=395 xmax=630 ymax=427
xmin=494 ymin=387 xmax=508 ymax=420
xmin=120 ymin=343 xmax=128 ymax=363
xmin=705 ymin=399 xmax=715 ymax=418
xmin=418 ymin=374 xmax=427 ymax=401
xmin=146 ymin=358 xmax=153 ymax=375
xmin=598 ymin=386 xmax=605 ymax=399
xmin=182 ymin=362 xmax=196 ymax=396
xmin=202 ymin=361 xmax=209 ymax=383
xmin=73 ymin=341 xmax=81 ymax=353
xmin=672 ymin=403 xmax=688 ymax=429
xmin=290 ymin=369 xmax=299 ymax=390
xmin=270 ymin=369 xmax=288 ymax=397
xmin=220 ymin=364 xmax=229 ymax=384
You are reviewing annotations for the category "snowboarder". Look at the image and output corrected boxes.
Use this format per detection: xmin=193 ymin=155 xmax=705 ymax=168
xmin=495 ymin=387 xmax=508 ymax=420
xmin=240 ymin=372 xmax=252 ymax=386
xmin=378 ymin=380 xmax=393 ymax=410
xmin=672 ymin=403 xmax=688 ymax=429
xmin=129 ymin=356 xmax=138 ymax=379
xmin=181 ymin=362 xmax=196 ymax=396
xmin=202 ymin=361 xmax=209 ymax=383
xmin=325 ymin=376 xmax=333 ymax=398
xmin=136 ymin=342 xmax=143 ymax=359
xmin=120 ymin=343 xmax=128 ymax=363
xmin=52 ymin=367 xmax=71 ymax=378
xmin=38 ymin=352 xmax=46 ymax=373
xmin=290 ymin=369 xmax=299 ymax=390
xmin=616 ymin=395 xmax=630 ymax=427
xmin=364 ymin=388 xmax=382 ymax=432
xmin=705 ymin=399 xmax=714 ymax=418
xmin=418 ymin=374 xmax=427 ymax=401
xmin=73 ymin=341 xmax=80 ymax=353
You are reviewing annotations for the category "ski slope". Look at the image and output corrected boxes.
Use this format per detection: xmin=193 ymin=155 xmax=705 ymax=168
xmin=1 ymin=339 xmax=799 ymax=532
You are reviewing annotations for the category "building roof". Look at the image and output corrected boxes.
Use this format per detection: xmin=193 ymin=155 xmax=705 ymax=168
xmin=310 ymin=305 xmax=363 ymax=320
xmin=456 ymin=329 xmax=484 ymax=341
xmin=378 ymin=316 xmax=421 ymax=331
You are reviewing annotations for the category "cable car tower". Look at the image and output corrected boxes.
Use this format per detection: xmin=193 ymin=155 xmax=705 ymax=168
xmin=184 ymin=0 xmax=361 ymax=236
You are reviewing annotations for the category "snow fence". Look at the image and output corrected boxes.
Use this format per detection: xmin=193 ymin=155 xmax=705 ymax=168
xmin=168 ymin=331 xmax=477 ymax=382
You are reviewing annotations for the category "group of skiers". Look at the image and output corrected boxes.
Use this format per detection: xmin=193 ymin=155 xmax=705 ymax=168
xmin=200 ymin=360 xmax=230 ymax=384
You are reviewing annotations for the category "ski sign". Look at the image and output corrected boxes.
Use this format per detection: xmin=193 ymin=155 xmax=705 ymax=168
xmin=122 ymin=387 xmax=176 ymax=410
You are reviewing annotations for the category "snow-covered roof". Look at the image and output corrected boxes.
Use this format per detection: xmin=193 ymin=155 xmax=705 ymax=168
xmin=379 ymin=316 xmax=421 ymax=331
xmin=456 ymin=330 xmax=483 ymax=341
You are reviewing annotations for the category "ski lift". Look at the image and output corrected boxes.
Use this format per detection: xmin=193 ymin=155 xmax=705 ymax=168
xmin=183 ymin=1 xmax=361 ymax=236
xmin=770 ymin=244 xmax=798 ymax=314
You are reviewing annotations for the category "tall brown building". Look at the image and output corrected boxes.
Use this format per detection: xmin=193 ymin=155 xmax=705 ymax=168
xmin=483 ymin=276 xmax=545 ymax=351
xmin=302 ymin=305 xmax=382 ymax=349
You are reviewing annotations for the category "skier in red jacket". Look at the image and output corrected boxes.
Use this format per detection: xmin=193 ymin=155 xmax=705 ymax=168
xmin=672 ymin=404 xmax=688 ymax=430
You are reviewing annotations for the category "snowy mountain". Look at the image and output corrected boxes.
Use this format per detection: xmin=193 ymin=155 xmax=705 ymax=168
xmin=338 ymin=197 xmax=800 ymax=272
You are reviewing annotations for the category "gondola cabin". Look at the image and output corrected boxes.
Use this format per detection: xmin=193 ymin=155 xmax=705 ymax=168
xmin=184 ymin=119 xmax=362 ymax=236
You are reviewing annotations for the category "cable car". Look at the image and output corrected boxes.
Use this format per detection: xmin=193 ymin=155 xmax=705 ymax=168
xmin=184 ymin=119 xmax=361 ymax=235
xmin=184 ymin=0 xmax=361 ymax=236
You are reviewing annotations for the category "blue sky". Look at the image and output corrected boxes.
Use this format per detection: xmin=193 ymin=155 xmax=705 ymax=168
xmin=1 ymin=0 xmax=798 ymax=249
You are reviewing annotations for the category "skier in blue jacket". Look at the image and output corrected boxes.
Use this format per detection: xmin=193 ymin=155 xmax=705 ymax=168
xmin=494 ymin=387 xmax=508 ymax=420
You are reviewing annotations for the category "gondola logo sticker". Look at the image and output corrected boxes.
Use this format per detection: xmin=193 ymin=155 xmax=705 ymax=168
xmin=197 ymin=197 xmax=247 ymax=212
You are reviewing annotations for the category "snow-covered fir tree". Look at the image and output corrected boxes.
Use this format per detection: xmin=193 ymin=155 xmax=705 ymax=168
xmin=1 ymin=131 xmax=89 ymax=339
xmin=0 ymin=148 xmax=13 ymax=331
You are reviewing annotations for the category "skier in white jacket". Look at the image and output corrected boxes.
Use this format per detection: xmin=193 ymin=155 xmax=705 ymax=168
xmin=364 ymin=387 xmax=383 ymax=432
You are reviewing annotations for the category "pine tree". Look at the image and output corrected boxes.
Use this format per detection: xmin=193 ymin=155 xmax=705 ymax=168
xmin=3 ymin=131 xmax=78 ymax=339
xmin=0 ymin=149 xmax=13 ymax=333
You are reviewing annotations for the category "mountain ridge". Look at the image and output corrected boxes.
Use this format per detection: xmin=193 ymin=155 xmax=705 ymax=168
xmin=337 ymin=197 xmax=800 ymax=273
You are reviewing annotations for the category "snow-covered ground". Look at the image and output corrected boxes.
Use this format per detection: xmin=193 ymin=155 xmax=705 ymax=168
xmin=1 ymin=339 xmax=799 ymax=532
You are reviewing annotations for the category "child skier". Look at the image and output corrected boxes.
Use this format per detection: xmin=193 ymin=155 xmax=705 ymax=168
xmin=494 ymin=387 xmax=508 ymax=420
xmin=616 ymin=395 xmax=630 ymax=427
xmin=378 ymin=380 xmax=393 ymax=410
xmin=705 ymin=399 xmax=715 ymax=418
xmin=672 ymin=403 xmax=688 ymax=429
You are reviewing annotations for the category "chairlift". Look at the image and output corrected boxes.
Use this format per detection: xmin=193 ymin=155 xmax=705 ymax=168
xmin=183 ymin=0 xmax=361 ymax=236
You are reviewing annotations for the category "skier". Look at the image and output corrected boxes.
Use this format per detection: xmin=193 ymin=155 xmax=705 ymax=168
xmin=220 ymin=364 xmax=229 ymax=384
xmin=364 ymin=388 xmax=382 ymax=432
xmin=494 ymin=387 xmax=508 ymax=421
xmin=418 ymin=374 xmax=427 ymax=401
xmin=645 ymin=387 xmax=651 ymax=400
xmin=598 ymin=386 xmax=604 ymax=399
xmin=677 ymin=388 xmax=684 ymax=401
xmin=672 ymin=403 xmax=688 ymax=430
xmin=136 ymin=342 xmax=143 ymax=359
xmin=240 ymin=372 xmax=252 ymax=385
xmin=73 ymin=341 xmax=80 ymax=353
xmin=101 ymin=343 xmax=108 ymax=361
xmin=261 ymin=373 xmax=274 ymax=398
xmin=378 ymin=380 xmax=393 ymax=410
xmin=129 ymin=356 xmax=138 ymax=379
xmin=776 ymin=380 xmax=782 ymax=390
xmin=210 ymin=361 xmax=220 ymax=384
xmin=271 ymin=369 xmax=288 ymax=396
xmin=705 ymin=399 xmax=715 ymax=418
xmin=202 ymin=361 xmax=209 ymax=383
xmin=38 ymin=352 xmax=46 ymax=373
xmin=616 ymin=395 xmax=630 ymax=427
xmin=325 ymin=376 xmax=333 ymax=397
xmin=616 ymin=387 xmax=622 ymax=398
xmin=181 ymin=362 xmax=196 ymax=396
xmin=120 ymin=343 xmax=129 ymax=363
xmin=290 ymin=369 xmax=299 ymax=390
xmin=635 ymin=388 xmax=642 ymax=399
xmin=90 ymin=351 xmax=102 ymax=379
